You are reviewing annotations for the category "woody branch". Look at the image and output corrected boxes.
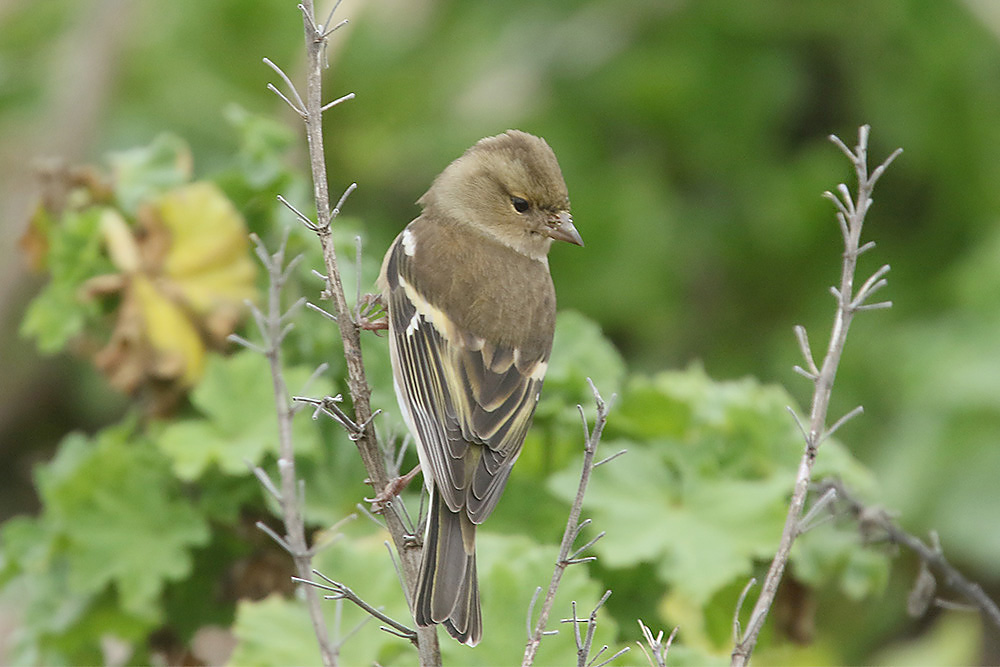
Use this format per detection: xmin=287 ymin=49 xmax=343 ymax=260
xmin=731 ymin=125 xmax=901 ymax=666
xmin=264 ymin=1 xmax=441 ymax=664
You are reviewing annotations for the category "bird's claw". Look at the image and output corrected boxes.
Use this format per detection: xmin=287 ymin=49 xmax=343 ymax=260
xmin=356 ymin=293 xmax=388 ymax=333
xmin=364 ymin=464 xmax=422 ymax=514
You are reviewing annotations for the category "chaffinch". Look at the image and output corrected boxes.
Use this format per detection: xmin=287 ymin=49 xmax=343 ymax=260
xmin=378 ymin=130 xmax=582 ymax=645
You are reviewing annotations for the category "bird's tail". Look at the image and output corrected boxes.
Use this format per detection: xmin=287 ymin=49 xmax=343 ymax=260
xmin=414 ymin=491 xmax=482 ymax=646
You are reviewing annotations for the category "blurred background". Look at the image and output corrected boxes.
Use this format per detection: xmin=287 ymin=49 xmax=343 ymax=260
xmin=2 ymin=0 xmax=1000 ymax=664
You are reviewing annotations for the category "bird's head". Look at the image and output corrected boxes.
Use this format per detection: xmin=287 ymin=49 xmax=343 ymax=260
xmin=419 ymin=130 xmax=582 ymax=260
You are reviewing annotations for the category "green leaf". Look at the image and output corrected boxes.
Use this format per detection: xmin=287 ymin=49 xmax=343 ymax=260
xmin=230 ymin=529 xmax=413 ymax=667
xmin=550 ymin=442 xmax=788 ymax=605
xmin=444 ymin=532 xmax=619 ymax=667
xmin=20 ymin=207 xmax=111 ymax=354
xmin=793 ymin=520 xmax=889 ymax=601
xmin=542 ymin=309 xmax=627 ymax=412
xmin=109 ymin=133 xmax=193 ymax=215
xmin=224 ymin=104 xmax=297 ymax=189
xmin=613 ymin=365 xmax=805 ymax=477
xmin=550 ymin=366 xmax=886 ymax=611
xmin=155 ymin=350 xmax=333 ymax=480
xmin=36 ymin=423 xmax=210 ymax=617
xmin=518 ymin=311 xmax=627 ymax=480
xmin=230 ymin=594 xmax=325 ymax=667
xmin=839 ymin=547 xmax=890 ymax=601
xmin=1 ymin=570 xmax=97 ymax=666
xmin=229 ymin=529 xmax=618 ymax=666
xmin=870 ymin=613 xmax=982 ymax=667
xmin=0 ymin=515 xmax=54 ymax=588
xmin=20 ymin=282 xmax=91 ymax=354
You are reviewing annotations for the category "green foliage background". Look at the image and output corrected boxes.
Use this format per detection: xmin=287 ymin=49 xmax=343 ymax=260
xmin=2 ymin=0 xmax=1000 ymax=664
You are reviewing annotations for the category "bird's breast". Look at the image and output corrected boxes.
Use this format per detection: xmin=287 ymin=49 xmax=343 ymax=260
xmin=407 ymin=218 xmax=557 ymax=362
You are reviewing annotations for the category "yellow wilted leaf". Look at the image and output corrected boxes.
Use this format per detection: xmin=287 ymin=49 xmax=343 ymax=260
xmin=143 ymin=182 xmax=258 ymax=347
xmin=133 ymin=275 xmax=206 ymax=387
xmin=153 ymin=181 xmax=257 ymax=306
xmin=88 ymin=181 xmax=257 ymax=411
xmin=100 ymin=208 xmax=141 ymax=273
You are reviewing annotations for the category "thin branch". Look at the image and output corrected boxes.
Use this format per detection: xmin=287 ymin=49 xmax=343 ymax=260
xmin=383 ymin=541 xmax=411 ymax=613
xmin=265 ymin=0 xmax=440 ymax=663
xmin=355 ymin=502 xmax=387 ymax=531
xmin=557 ymin=591 xmax=627 ymax=667
xmin=791 ymin=365 xmax=816 ymax=381
xmin=307 ymin=301 xmax=338 ymax=322
xmin=852 ymin=264 xmax=891 ymax=310
xmin=731 ymin=126 xmax=901 ymax=666
xmin=321 ymin=92 xmax=356 ymax=112
xmin=263 ymin=57 xmax=306 ymax=117
xmin=637 ymin=620 xmax=677 ymax=667
xmin=795 ymin=486 xmax=838 ymax=535
xmin=822 ymin=192 xmax=851 ymax=227
xmin=580 ymin=592 xmax=612 ymax=666
xmin=320 ymin=18 xmax=349 ymax=40
xmin=793 ymin=325 xmax=819 ymax=378
xmin=277 ymin=194 xmax=317 ymax=230
xmin=268 ymin=83 xmax=307 ymax=118
xmin=327 ymin=181 xmax=358 ymax=226
xmin=594 ymin=448 xmax=627 ymax=468
xmin=256 ymin=520 xmax=293 ymax=554
xmin=591 ymin=646 xmax=631 ymax=667
xmin=295 ymin=570 xmax=418 ymax=644
xmin=818 ymin=479 xmax=1000 ymax=631
xmin=854 ymin=300 xmax=893 ymax=312
xmin=319 ymin=0 xmax=344 ymax=36
xmin=786 ymin=406 xmax=809 ymax=442
xmin=732 ymin=578 xmax=756 ymax=644
xmin=523 ymin=380 xmax=617 ymax=666
xmin=820 ymin=405 xmax=864 ymax=445
xmin=228 ymin=333 xmax=265 ymax=355
xmin=240 ymin=231 xmax=337 ymax=665
xmin=246 ymin=460 xmax=283 ymax=502
xmin=352 ymin=235 xmax=364 ymax=323
xmin=526 ymin=587 xmax=542 ymax=639
xmin=333 ymin=612 xmax=374 ymax=652
xmin=278 ymin=293 xmax=307 ymax=324
xmin=299 ymin=361 xmax=330 ymax=398
xmin=568 ymin=531 xmax=606 ymax=564
xmin=934 ymin=598 xmax=980 ymax=613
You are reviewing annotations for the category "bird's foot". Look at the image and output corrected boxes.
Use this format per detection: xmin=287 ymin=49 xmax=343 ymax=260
xmin=365 ymin=464 xmax=422 ymax=514
xmin=356 ymin=293 xmax=388 ymax=333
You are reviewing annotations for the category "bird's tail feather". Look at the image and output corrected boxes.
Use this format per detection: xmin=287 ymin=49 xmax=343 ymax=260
xmin=415 ymin=491 xmax=482 ymax=646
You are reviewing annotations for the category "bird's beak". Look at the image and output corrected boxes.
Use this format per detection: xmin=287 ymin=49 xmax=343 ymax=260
xmin=546 ymin=210 xmax=583 ymax=247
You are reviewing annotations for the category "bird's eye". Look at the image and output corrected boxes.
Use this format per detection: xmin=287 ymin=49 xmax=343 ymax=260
xmin=511 ymin=196 xmax=530 ymax=213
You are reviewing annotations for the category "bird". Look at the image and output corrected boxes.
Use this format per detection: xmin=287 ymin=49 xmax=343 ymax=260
xmin=378 ymin=130 xmax=582 ymax=646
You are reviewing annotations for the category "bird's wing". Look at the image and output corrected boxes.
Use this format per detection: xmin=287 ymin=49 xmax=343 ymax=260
xmin=383 ymin=236 xmax=547 ymax=524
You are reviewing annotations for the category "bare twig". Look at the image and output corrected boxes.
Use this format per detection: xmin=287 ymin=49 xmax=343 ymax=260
xmin=294 ymin=569 xmax=419 ymax=644
xmin=241 ymin=233 xmax=337 ymax=665
xmin=558 ymin=592 xmax=629 ymax=667
xmin=637 ymin=620 xmax=678 ymax=667
xmin=306 ymin=301 xmax=338 ymax=322
xmin=795 ymin=486 xmax=838 ymax=536
xmin=264 ymin=57 xmax=306 ymax=117
xmin=523 ymin=380 xmax=617 ymax=666
xmin=267 ymin=5 xmax=440 ymax=663
xmin=731 ymin=578 xmax=756 ymax=646
xmin=731 ymin=126 xmax=901 ymax=666
xmin=817 ymin=478 xmax=1000 ymax=631
xmin=257 ymin=1 xmax=445 ymax=663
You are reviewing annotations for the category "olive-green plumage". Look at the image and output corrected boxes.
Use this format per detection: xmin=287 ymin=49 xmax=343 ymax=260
xmin=379 ymin=130 xmax=581 ymax=646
